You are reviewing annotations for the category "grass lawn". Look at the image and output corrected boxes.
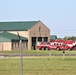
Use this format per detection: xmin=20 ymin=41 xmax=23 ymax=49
xmin=0 ymin=56 xmax=76 ymax=75
xmin=0 ymin=50 xmax=76 ymax=55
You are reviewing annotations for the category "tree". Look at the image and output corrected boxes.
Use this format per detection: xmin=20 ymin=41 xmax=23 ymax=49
xmin=63 ymin=36 xmax=76 ymax=40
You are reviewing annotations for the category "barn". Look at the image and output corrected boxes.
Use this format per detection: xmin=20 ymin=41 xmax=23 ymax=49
xmin=0 ymin=20 xmax=50 ymax=51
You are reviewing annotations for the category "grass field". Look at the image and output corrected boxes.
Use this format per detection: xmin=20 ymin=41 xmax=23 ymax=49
xmin=0 ymin=50 xmax=76 ymax=75
xmin=0 ymin=56 xmax=76 ymax=75
xmin=0 ymin=50 xmax=76 ymax=54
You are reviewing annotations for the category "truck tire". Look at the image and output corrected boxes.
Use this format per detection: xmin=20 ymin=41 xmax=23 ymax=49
xmin=68 ymin=48 xmax=71 ymax=51
xmin=44 ymin=47 xmax=46 ymax=50
xmin=42 ymin=47 xmax=44 ymax=50
xmin=46 ymin=47 xmax=48 ymax=50
xmin=56 ymin=47 xmax=60 ymax=50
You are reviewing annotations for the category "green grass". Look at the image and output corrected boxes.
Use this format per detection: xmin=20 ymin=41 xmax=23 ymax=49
xmin=0 ymin=57 xmax=76 ymax=75
xmin=0 ymin=50 xmax=76 ymax=75
xmin=0 ymin=50 xmax=76 ymax=55
xmin=0 ymin=50 xmax=49 ymax=55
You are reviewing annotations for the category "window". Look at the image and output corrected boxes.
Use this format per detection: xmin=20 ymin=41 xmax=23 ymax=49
xmin=38 ymin=37 xmax=42 ymax=42
xmin=39 ymin=26 xmax=41 ymax=32
xmin=44 ymin=37 xmax=48 ymax=42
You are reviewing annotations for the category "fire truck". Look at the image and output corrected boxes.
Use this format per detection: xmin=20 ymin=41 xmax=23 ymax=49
xmin=37 ymin=39 xmax=76 ymax=50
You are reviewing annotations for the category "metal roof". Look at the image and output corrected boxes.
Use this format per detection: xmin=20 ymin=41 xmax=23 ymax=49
xmin=0 ymin=32 xmax=28 ymax=42
xmin=0 ymin=21 xmax=39 ymax=31
xmin=50 ymin=35 xmax=57 ymax=40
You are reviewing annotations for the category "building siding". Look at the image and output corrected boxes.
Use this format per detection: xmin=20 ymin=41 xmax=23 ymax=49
xmin=28 ymin=21 xmax=50 ymax=50
xmin=9 ymin=31 xmax=29 ymax=38
xmin=0 ymin=42 xmax=3 ymax=51
xmin=3 ymin=42 xmax=11 ymax=51
xmin=30 ymin=21 xmax=50 ymax=37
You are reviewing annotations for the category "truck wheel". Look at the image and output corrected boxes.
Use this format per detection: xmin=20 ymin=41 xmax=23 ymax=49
xmin=68 ymin=48 xmax=71 ymax=51
xmin=46 ymin=47 xmax=48 ymax=50
xmin=42 ymin=47 xmax=44 ymax=50
xmin=57 ymin=47 xmax=60 ymax=50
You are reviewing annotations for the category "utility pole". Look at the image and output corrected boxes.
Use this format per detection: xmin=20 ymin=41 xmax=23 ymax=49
xmin=20 ymin=39 xmax=23 ymax=75
xmin=17 ymin=31 xmax=23 ymax=75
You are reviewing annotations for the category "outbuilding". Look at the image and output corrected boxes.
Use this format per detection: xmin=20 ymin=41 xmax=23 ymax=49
xmin=0 ymin=20 xmax=50 ymax=51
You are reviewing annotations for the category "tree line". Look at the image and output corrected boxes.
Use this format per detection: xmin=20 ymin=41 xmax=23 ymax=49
xmin=63 ymin=36 xmax=76 ymax=40
xmin=58 ymin=36 xmax=76 ymax=40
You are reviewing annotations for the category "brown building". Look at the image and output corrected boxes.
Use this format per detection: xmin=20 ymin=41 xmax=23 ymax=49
xmin=0 ymin=20 xmax=50 ymax=51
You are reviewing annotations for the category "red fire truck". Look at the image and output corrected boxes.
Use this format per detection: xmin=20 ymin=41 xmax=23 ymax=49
xmin=37 ymin=39 xmax=76 ymax=50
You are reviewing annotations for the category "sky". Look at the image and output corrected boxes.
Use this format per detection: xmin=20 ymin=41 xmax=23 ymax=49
xmin=0 ymin=0 xmax=76 ymax=38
